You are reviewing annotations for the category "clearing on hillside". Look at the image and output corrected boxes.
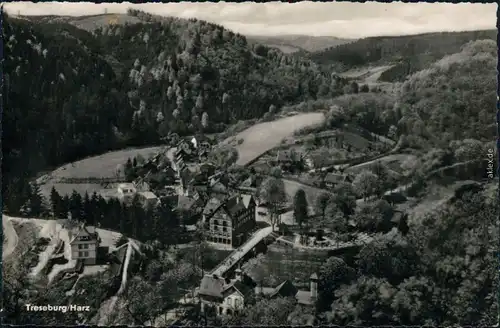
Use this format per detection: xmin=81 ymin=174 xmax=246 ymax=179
xmin=40 ymin=146 xmax=164 ymax=181
xmin=224 ymin=113 xmax=325 ymax=166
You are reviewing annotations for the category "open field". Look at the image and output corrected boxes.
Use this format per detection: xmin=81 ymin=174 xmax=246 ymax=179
xmin=283 ymin=178 xmax=331 ymax=205
xmin=38 ymin=146 xmax=164 ymax=182
xmin=223 ymin=113 xmax=325 ymax=166
xmin=338 ymin=65 xmax=395 ymax=82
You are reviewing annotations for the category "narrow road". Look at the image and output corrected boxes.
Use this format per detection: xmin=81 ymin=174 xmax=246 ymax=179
xmin=2 ymin=215 xmax=19 ymax=259
xmin=210 ymin=226 xmax=273 ymax=277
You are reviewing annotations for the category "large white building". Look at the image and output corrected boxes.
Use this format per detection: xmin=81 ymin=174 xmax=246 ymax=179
xmin=69 ymin=225 xmax=100 ymax=265
xmin=117 ymin=183 xmax=137 ymax=201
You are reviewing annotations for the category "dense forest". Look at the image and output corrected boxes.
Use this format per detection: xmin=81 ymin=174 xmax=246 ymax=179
xmin=310 ymin=29 xmax=497 ymax=81
xmin=2 ymin=11 xmax=350 ymax=214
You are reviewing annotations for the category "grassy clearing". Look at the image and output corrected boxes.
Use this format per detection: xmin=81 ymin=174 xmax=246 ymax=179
xmin=283 ymin=178 xmax=331 ymax=206
xmin=223 ymin=113 xmax=325 ymax=166
xmin=40 ymin=146 xmax=163 ymax=181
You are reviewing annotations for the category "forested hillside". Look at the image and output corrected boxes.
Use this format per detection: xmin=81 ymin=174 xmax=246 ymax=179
xmin=396 ymin=39 xmax=496 ymax=146
xmin=2 ymin=11 xmax=350 ymax=213
xmin=310 ymin=29 xmax=497 ymax=82
xmin=3 ymin=15 xmax=129 ymax=212
xmin=93 ymin=9 xmax=344 ymax=137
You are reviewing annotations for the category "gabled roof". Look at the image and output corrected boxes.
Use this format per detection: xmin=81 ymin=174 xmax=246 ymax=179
xmin=203 ymin=197 xmax=223 ymax=216
xmin=69 ymin=224 xmax=98 ymax=244
xmin=295 ymin=290 xmax=314 ymax=305
xmin=210 ymin=181 xmax=228 ymax=194
xmin=199 ymin=275 xmax=226 ymax=298
xmin=225 ymin=195 xmax=247 ymax=216
xmin=270 ymin=280 xmax=298 ymax=299
xmin=228 ymin=280 xmax=254 ymax=298
xmin=241 ymin=194 xmax=255 ymax=209
xmin=324 ymin=173 xmax=345 ymax=184
xmin=177 ymin=195 xmax=197 ymax=211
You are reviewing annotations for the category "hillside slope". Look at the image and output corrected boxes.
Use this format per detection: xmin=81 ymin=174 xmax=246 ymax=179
xmin=309 ymin=29 xmax=497 ymax=81
xmin=247 ymin=35 xmax=353 ymax=53
xmin=3 ymin=11 xmax=350 ymax=216
xmin=395 ymin=39 xmax=497 ymax=145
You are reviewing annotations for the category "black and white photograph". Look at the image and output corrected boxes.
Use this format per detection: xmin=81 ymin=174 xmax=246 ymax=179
xmin=2 ymin=1 xmax=498 ymax=326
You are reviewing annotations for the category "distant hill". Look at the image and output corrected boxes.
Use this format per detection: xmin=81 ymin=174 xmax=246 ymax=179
xmin=309 ymin=29 xmax=497 ymax=81
xmin=19 ymin=13 xmax=144 ymax=31
xmin=247 ymin=35 xmax=354 ymax=53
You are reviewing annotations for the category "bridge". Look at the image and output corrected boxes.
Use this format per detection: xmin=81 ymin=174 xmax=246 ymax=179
xmin=210 ymin=226 xmax=274 ymax=277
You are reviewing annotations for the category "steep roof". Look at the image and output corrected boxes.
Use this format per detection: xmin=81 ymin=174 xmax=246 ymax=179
xmin=229 ymin=280 xmax=255 ymax=298
xmin=241 ymin=194 xmax=254 ymax=208
xmin=69 ymin=224 xmax=98 ymax=244
xmin=199 ymin=275 xmax=226 ymax=298
xmin=203 ymin=197 xmax=223 ymax=216
xmin=270 ymin=280 xmax=298 ymax=299
xmin=295 ymin=290 xmax=314 ymax=305
xmin=225 ymin=195 xmax=247 ymax=216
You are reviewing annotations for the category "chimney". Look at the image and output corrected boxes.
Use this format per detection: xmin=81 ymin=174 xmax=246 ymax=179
xmin=235 ymin=268 xmax=242 ymax=281
xmin=310 ymin=273 xmax=318 ymax=300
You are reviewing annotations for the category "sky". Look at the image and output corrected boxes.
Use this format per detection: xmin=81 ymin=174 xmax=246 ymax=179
xmin=3 ymin=2 xmax=497 ymax=38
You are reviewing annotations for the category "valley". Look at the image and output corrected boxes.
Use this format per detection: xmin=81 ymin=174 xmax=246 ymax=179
xmin=2 ymin=3 xmax=497 ymax=328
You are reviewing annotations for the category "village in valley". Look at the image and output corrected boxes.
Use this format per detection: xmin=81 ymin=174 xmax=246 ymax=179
xmin=4 ymin=113 xmax=433 ymax=325
xmin=3 ymin=3 xmax=497 ymax=327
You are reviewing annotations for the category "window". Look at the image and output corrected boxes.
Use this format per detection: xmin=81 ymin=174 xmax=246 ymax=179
xmin=235 ymin=298 xmax=241 ymax=308
xmin=223 ymin=227 xmax=227 ymax=232
xmin=78 ymin=252 xmax=83 ymax=257
xmin=83 ymin=251 xmax=89 ymax=257
xmin=78 ymin=244 xmax=83 ymax=249
xmin=83 ymin=244 xmax=89 ymax=249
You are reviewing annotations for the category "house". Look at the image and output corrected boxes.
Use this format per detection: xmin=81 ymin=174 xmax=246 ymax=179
xmin=255 ymin=273 xmax=318 ymax=306
xmin=237 ymin=175 xmax=263 ymax=194
xmin=177 ymin=195 xmax=204 ymax=223
xmin=204 ymin=194 xmax=256 ymax=247
xmin=117 ymin=183 xmax=136 ymax=202
xmin=69 ymin=224 xmax=100 ymax=265
xmin=198 ymin=269 xmax=256 ymax=316
xmin=323 ymin=173 xmax=347 ymax=188
xmin=274 ymin=150 xmax=304 ymax=171
xmin=138 ymin=191 xmax=160 ymax=208
xmin=275 ymin=150 xmax=294 ymax=165
xmin=176 ymin=140 xmax=195 ymax=162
